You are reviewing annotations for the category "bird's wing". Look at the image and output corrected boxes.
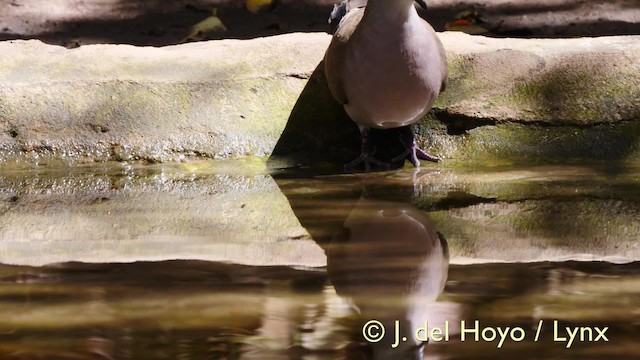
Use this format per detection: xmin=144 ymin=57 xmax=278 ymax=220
xmin=420 ymin=19 xmax=449 ymax=94
xmin=438 ymin=39 xmax=448 ymax=93
xmin=324 ymin=6 xmax=365 ymax=105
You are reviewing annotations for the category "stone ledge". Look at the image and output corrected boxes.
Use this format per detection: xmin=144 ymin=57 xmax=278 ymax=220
xmin=1 ymin=32 xmax=639 ymax=166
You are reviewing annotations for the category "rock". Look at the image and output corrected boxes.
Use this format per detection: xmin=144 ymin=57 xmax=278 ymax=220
xmin=424 ymin=35 xmax=640 ymax=162
xmin=0 ymin=34 xmax=329 ymax=167
xmin=437 ymin=33 xmax=640 ymax=126
xmin=1 ymin=32 xmax=639 ymax=167
xmin=275 ymin=32 xmax=640 ymax=165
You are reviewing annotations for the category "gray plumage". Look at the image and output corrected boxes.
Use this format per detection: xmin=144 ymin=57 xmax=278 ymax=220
xmin=324 ymin=0 xmax=447 ymax=169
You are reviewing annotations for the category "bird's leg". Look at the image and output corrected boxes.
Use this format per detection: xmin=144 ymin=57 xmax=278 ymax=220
xmin=345 ymin=126 xmax=390 ymax=172
xmin=392 ymin=126 xmax=440 ymax=167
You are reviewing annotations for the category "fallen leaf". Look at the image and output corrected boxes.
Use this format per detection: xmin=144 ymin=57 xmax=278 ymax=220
xmin=445 ymin=9 xmax=491 ymax=35
xmin=182 ymin=8 xmax=227 ymax=42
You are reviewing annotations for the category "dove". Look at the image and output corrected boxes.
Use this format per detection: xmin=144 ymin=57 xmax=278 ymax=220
xmin=324 ymin=0 xmax=447 ymax=170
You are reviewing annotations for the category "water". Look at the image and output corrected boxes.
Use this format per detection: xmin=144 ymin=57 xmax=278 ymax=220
xmin=0 ymin=159 xmax=638 ymax=359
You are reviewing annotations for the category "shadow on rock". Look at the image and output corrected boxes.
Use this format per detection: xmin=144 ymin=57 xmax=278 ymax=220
xmin=268 ymin=61 xmax=416 ymax=172
xmin=269 ymin=61 xmax=359 ymax=170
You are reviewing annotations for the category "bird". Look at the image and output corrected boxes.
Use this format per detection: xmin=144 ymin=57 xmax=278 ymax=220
xmin=324 ymin=0 xmax=448 ymax=171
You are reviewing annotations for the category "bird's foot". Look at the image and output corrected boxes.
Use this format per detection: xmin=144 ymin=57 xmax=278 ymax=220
xmin=344 ymin=152 xmax=390 ymax=172
xmin=392 ymin=127 xmax=440 ymax=167
xmin=345 ymin=127 xmax=392 ymax=172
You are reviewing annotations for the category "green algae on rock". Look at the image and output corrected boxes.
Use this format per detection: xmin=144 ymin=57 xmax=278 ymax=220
xmin=1 ymin=33 xmax=640 ymax=166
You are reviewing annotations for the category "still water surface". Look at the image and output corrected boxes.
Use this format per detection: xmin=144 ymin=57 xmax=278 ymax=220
xmin=0 ymin=160 xmax=638 ymax=359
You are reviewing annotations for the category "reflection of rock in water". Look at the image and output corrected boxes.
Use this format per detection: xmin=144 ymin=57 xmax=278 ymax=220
xmin=328 ymin=191 xmax=449 ymax=359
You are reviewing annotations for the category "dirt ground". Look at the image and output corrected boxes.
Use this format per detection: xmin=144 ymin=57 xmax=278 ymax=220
xmin=1 ymin=0 xmax=640 ymax=47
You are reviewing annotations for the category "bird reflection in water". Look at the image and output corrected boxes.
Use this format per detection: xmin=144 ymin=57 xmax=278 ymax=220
xmin=275 ymin=169 xmax=450 ymax=360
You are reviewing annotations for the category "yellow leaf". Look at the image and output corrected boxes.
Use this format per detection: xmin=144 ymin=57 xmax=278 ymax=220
xmin=183 ymin=10 xmax=227 ymax=42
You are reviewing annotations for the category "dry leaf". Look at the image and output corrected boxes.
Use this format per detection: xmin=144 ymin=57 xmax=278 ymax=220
xmin=183 ymin=8 xmax=227 ymax=42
